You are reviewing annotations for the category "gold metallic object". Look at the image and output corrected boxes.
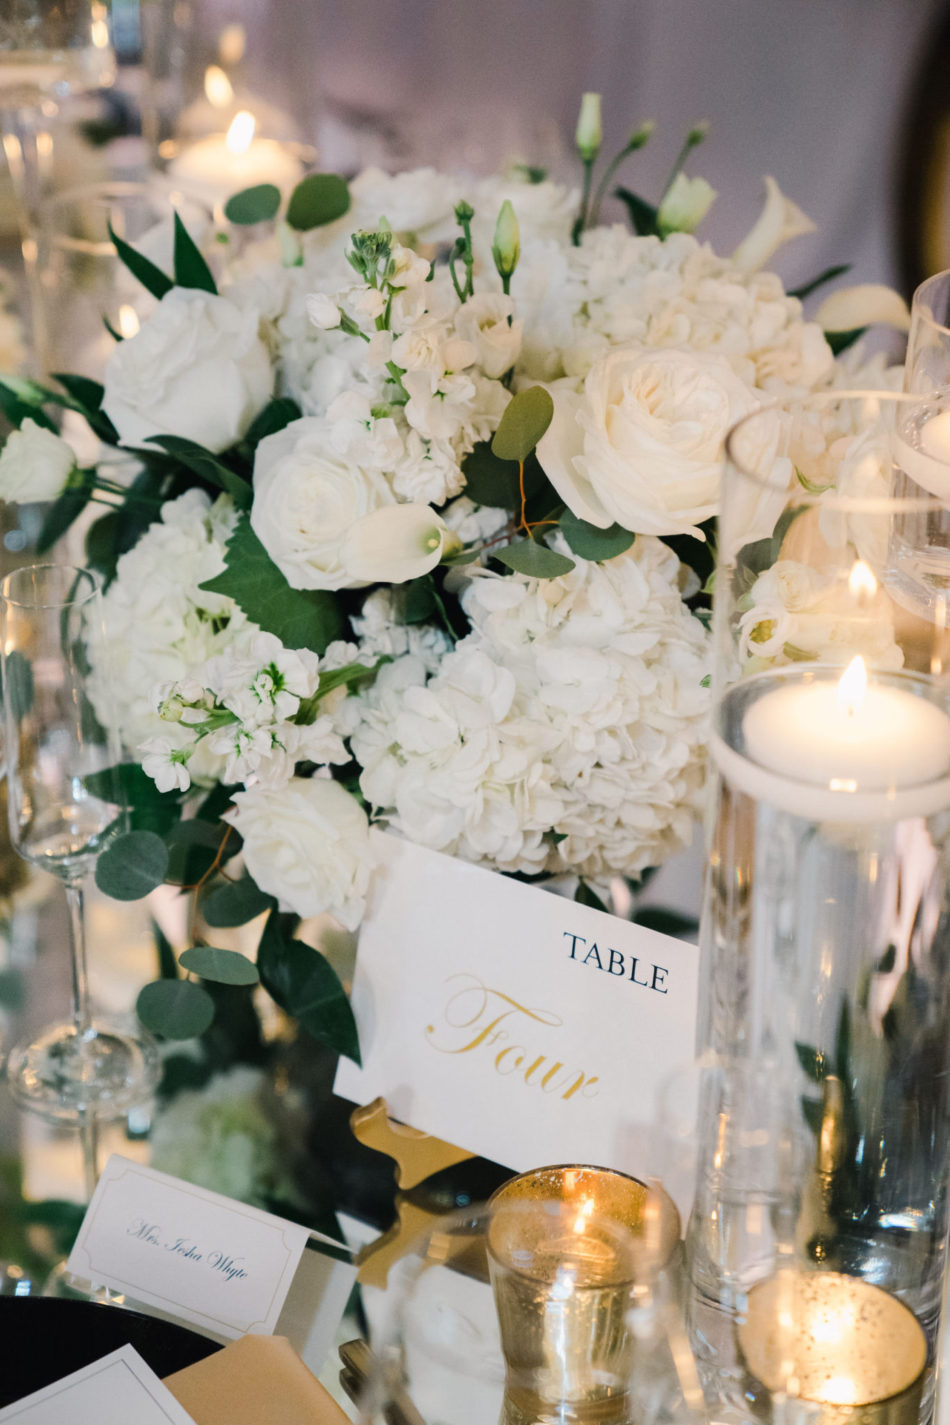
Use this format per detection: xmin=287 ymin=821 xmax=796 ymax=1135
xmin=739 ymin=1270 xmax=927 ymax=1424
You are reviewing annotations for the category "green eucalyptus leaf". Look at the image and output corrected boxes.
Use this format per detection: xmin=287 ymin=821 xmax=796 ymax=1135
xmin=172 ymin=211 xmax=217 ymax=294
xmin=95 ymin=830 xmax=170 ymax=900
xmin=495 ymin=540 xmax=575 ymax=579
xmin=257 ymin=910 xmax=360 ymax=1063
xmin=137 ymin=978 xmax=215 ymax=1039
xmin=198 ymin=514 xmax=345 ymax=653
xmin=108 ymin=222 xmax=173 ymax=301
xmin=202 ymin=876 xmax=274 ymax=928
xmin=84 ymin=763 xmax=183 ymax=835
xmin=491 ymin=387 xmax=554 ymax=462
xmin=150 ymin=435 xmax=251 ymax=508
xmin=559 ymin=508 xmax=634 ymax=561
xmin=286 ymin=174 xmax=350 ymax=231
xmin=462 ymin=442 xmax=521 ymax=508
xmin=224 ymin=183 xmax=282 ymax=226
xmin=179 ymin=945 xmax=260 ymax=986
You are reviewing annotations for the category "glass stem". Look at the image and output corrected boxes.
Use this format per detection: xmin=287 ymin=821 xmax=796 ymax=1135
xmin=0 ymin=103 xmax=52 ymax=369
xmin=65 ymin=879 xmax=92 ymax=1041
xmin=78 ymin=1108 xmax=99 ymax=1202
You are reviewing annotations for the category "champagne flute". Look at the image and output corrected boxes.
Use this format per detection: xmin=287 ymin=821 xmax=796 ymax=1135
xmin=1 ymin=564 xmax=159 ymax=1195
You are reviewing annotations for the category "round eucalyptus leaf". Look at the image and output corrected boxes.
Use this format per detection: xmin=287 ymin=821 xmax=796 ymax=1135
xmin=286 ymin=174 xmax=350 ymax=231
xmin=95 ymin=830 xmax=169 ymax=901
xmin=491 ymin=386 xmax=554 ymax=462
xmin=224 ymin=183 xmax=282 ymax=225
xmin=136 ymin=979 xmax=214 ymax=1040
xmin=179 ymin=945 xmax=260 ymax=986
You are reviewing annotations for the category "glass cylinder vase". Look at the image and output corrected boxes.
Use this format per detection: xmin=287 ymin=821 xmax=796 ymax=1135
xmin=696 ymin=389 xmax=950 ymax=1424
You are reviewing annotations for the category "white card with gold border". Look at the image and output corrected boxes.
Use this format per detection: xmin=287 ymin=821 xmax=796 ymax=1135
xmin=335 ymin=831 xmax=699 ymax=1174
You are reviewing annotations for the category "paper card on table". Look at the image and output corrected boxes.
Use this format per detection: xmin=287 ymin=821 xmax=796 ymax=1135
xmin=0 ymin=1345 xmax=197 ymax=1425
xmin=335 ymin=831 xmax=699 ymax=1178
xmin=67 ymin=1156 xmax=310 ymax=1340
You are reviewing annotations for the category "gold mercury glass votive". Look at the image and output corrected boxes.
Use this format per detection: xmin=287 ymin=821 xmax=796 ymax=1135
xmin=486 ymin=1166 xmax=681 ymax=1425
xmin=738 ymin=1270 xmax=928 ymax=1425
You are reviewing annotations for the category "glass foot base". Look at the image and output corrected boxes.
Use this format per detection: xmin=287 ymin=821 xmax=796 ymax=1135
xmin=5 ymin=1020 xmax=161 ymax=1122
xmin=42 ymin=1260 xmax=125 ymax=1304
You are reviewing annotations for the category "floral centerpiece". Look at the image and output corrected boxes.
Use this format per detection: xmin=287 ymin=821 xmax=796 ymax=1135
xmin=0 ymin=97 xmax=905 ymax=1073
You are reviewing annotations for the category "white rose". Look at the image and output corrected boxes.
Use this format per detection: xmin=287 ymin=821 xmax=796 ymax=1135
xmin=250 ymin=417 xmax=395 ymax=590
xmin=537 ymin=347 xmax=761 ymax=538
xmin=102 ymin=289 xmax=273 ymax=453
xmin=0 ymin=418 xmax=75 ymax=502
xmin=224 ymin=776 xmax=373 ymax=928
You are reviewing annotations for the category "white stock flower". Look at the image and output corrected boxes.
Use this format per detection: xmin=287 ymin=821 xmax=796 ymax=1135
xmin=537 ymin=347 xmax=761 ymax=537
xmin=102 ymin=289 xmax=272 ymax=452
xmin=140 ymin=736 xmax=193 ymax=793
xmin=251 ymin=417 xmax=395 ymax=590
xmin=224 ymin=776 xmax=373 ymax=928
xmin=342 ymin=503 xmax=455 ymax=584
xmin=0 ymin=418 xmax=75 ymax=502
xmin=454 ymin=294 xmax=522 ymax=378
xmin=731 ymin=175 xmax=816 ymax=273
xmin=306 ymin=292 xmax=342 ymax=329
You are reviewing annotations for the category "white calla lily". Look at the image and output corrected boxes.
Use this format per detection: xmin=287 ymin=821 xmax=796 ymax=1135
xmin=815 ymin=283 xmax=910 ymax=334
xmin=343 ymin=502 xmax=459 ymax=584
xmin=732 ymin=175 xmax=816 ymax=273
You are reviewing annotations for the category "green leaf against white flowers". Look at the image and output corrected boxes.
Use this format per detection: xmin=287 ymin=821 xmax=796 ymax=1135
xmin=614 ymin=186 xmax=659 ymax=237
xmin=198 ymin=513 xmax=346 ymax=654
xmin=495 ymin=539 xmax=575 ymax=579
xmin=794 ymin=465 xmax=833 ymax=495
xmin=824 ymin=328 xmax=866 ymax=356
xmin=179 ymin=945 xmax=260 ymax=986
xmin=150 ymin=434 xmax=251 ymax=508
xmin=241 ymin=397 xmax=302 ymax=450
xmin=172 ymin=211 xmax=217 ymax=294
xmin=462 ymin=442 xmax=545 ymax=509
xmin=285 ymin=173 xmax=350 ymax=231
xmin=137 ymin=978 xmax=215 ymax=1039
xmin=95 ymin=829 xmax=169 ymax=900
xmin=787 ymin=263 xmax=851 ymax=302
xmin=257 ymin=909 xmax=360 ymax=1064
xmin=36 ymin=469 xmax=95 ymax=555
xmin=50 ymin=373 xmax=119 ymax=444
xmin=224 ymin=183 xmax=282 ymax=226
xmin=108 ymin=221 xmax=173 ymax=301
xmin=0 ymin=380 xmax=58 ymax=432
xmin=559 ymin=508 xmax=634 ymax=560
xmin=491 ymin=387 xmax=554 ymax=462
xmin=84 ymin=763 xmax=184 ymax=835
xmin=202 ymin=876 xmax=275 ymax=928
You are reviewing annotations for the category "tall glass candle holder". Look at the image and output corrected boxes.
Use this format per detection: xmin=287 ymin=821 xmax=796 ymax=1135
xmin=697 ymin=390 xmax=950 ymax=1423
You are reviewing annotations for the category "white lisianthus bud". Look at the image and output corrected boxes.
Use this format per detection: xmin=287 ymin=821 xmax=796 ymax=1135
xmin=306 ymin=292 xmax=343 ymax=330
xmin=342 ymin=503 xmax=455 ymax=584
xmin=0 ymin=418 xmax=76 ymax=503
xmin=732 ymin=175 xmax=816 ymax=273
xmin=627 ymin=120 xmax=656 ymax=152
xmin=815 ymin=284 xmax=910 ymax=334
xmin=575 ymin=92 xmax=602 ymax=162
xmin=492 ymin=200 xmax=521 ymax=281
xmin=657 ymin=173 xmax=717 ymax=236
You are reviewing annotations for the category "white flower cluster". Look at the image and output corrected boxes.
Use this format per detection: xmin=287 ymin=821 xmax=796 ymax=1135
xmin=346 ymin=538 xmax=711 ymax=880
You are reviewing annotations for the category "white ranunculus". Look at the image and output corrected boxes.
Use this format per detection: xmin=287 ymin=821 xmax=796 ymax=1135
xmin=0 ymin=418 xmax=75 ymax=502
xmin=250 ymin=417 xmax=395 ymax=590
xmin=731 ymin=175 xmax=816 ymax=273
xmin=224 ymin=776 xmax=373 ymax=928
xmin=343 ymin=503 xmax=456 ymax=584
xmin=537 ymin=347 xmax=761 ymax=538
xmin=102 ymin=289 xmax=273 ymax=453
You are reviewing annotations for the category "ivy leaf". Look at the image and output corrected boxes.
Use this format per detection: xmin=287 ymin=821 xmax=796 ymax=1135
xmin=258 ymin=910 xmax=360 ymax=1064
xmin=559 ymin=508 xmax=634 ymax=561
xmin=495 ymin=540 xmax=575 ymax=579
xmin=95 ymin=830 xmax=169 ymax=900
xmin=202 ymin=876 xmax=275 ymax=928
xmin=137 ymin=979 xmax=215 ymax=1039
xmin=108 ymin=221 xmax=173 ymax=301
xmin=491 ymin=387 xmax=554 ymax=462
xmin=150 ymin=435 xmax=251 ymax=508
xmin=198 ymin=514 xmax=345 ymax=654
xmin=285 ymin=174 xmax=351 ymax=231
xmin=242 ymin=397 xmax=301 ymax=450
xmin=614 ymin=187 xmax=659 ymax=236
xmin=172 ymin=211 xmax=217 ymax=294
xmin=224 ymin=183 xmax=282 ymax=226
xmin=179 ymin=946 xmax=259 ymax=986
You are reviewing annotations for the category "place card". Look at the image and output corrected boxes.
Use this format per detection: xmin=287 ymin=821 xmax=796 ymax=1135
xmin=0 ymin=1345 xmax=197 ymax=1424
xmin=68 ymin=1157 xmax=311 ymax=1341
xmin=335 ymin=831 xmax=699 ymax=1177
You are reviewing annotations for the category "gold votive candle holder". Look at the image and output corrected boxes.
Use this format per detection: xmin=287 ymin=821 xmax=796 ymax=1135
xmin=486 ymin=1165 xmax=680 ymax=1425
xmin=738 ymin=1270 xmax=927 ymax=1425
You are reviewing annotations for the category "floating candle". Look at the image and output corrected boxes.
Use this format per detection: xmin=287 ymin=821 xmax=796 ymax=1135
xmin=167 ymin=111 xmax=304 ymax=205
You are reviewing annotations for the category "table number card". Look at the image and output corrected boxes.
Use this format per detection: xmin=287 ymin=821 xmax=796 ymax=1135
xmin=67 ymin=1157 xmax=347 ymax=1351
xmin=0 ymin=1346 xmax=197 ymax=1425
xmin=335 ymin=831 xmax=700 ymax=1178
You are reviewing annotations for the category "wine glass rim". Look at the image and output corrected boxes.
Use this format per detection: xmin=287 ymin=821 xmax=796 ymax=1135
xmin=724 ymin=387 xmax=949 ymax=513
xmin=0 ymin=563 xmax=100 ymax=610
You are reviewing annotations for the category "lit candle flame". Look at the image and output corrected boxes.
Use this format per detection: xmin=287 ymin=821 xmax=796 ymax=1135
xmin=848 ymin=559 xmax=877 ymax=604
xmin=572 ymin=1196 xmax=595 ymax=1235
xmin=226 ymin=110 xmax=255 ymax=156
xmin=204 ymin=65 xmax=234 ymax=109
xmin=118 ymin=305 xmax=140 ymax=340
xmin=837 ymin=655 xmax=867 ymax=717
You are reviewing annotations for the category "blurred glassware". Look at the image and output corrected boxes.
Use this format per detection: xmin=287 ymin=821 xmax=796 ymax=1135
xmin=904 ymin=269 xmax=950 ymax=396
